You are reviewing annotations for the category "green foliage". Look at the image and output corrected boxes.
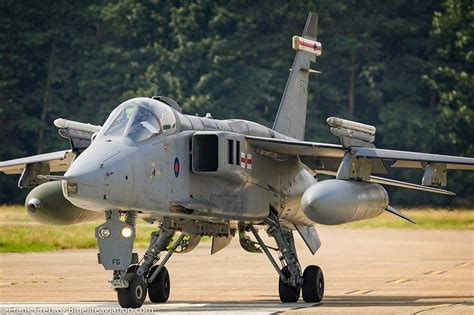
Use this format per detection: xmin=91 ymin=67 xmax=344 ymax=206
xmin=423 ymin=0 xmax=473 ymax=155
xmin=0 ymin=0 xmax=472 ymax=205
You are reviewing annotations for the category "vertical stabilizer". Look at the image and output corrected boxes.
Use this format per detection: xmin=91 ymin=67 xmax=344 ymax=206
xmin=272 ymin=12 xmax=320 ymax=140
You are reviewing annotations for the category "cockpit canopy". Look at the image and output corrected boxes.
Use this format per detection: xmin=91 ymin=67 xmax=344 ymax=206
xmin=98 ymin=98 xmax=177 ymax=142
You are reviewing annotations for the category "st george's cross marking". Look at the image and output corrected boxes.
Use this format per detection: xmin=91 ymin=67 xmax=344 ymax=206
xmin=240 ymin=152 xmax=252 ymax=169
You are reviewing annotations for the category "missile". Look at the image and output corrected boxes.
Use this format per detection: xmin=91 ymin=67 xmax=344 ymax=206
xmin=301 ymin=179 xmax=388 ymax=225
xmin=327 ymin=117 xmax=376 ymax=135
xmin=54 ymin=118 xmax=102 ymax=134
xmin=25 ymin=181 xmax=102 ymax=225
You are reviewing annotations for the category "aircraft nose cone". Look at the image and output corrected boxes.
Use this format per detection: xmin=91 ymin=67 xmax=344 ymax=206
xmin=65 ymin=165 xmax=99 ymax=187
xmin=63 ymin=141 xmax=135 ymax=211
xmin=63 ymin=143 xmax=117 ymax=210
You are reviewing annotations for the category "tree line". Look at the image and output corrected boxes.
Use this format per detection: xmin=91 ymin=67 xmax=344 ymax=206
xmin=0 ymin=0 xmax=472 ymax=206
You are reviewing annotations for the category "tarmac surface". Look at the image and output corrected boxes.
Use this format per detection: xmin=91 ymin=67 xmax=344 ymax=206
xmin=0 ymin=226 xmax=473 ymax=314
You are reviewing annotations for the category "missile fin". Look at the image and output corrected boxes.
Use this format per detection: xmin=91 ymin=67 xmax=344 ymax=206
xmin=385 ymin=205 xmax=416 ymax=224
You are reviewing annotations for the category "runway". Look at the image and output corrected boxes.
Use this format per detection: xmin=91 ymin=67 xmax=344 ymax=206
xmin=1 ymin=226 xmax=473 ymax=314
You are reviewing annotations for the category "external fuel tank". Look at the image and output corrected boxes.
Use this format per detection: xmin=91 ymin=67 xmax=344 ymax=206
xmin=25 ymin=181 xmax=102 ymax=225
xmin=301 ymin=179 xmax=388 ymax=225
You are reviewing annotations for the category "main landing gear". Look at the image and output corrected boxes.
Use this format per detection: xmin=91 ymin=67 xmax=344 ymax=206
xmin=249 ymin=213 xmax=324 ymax=303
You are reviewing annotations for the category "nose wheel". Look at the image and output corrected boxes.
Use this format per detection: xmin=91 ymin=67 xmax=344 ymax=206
xmin=117 ymin=273 xmax=147 ymax=308
xmin=148 ymin=265 xmax=170 ymax=303
xmin=116 ymin=265 xmax=171 ymax=308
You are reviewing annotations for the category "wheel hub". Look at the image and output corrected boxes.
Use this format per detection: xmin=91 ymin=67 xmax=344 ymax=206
xmin=135 ymin=285 xmax=143 ymax=299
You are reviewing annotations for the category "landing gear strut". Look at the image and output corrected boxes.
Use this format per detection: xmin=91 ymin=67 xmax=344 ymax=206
xmin=249 ymin=213 xmax=324 ymax=303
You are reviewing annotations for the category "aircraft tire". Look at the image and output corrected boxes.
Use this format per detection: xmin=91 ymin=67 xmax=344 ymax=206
xmin=278 ymin=266 xmax=300 ymax=302
xmin=117 ymin=273 xmax=147 ymax=308
xmin=127 ymin=264 xmax=139 ymax=273
xmin=148 ymin=265 xmax=170 ymax=303
xmin=302 ymin=265 xmax=324 ymax=302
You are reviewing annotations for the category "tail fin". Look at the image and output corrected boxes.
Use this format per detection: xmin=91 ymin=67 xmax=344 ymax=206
xmin=273 ymin=12 xmax=320 ymax=140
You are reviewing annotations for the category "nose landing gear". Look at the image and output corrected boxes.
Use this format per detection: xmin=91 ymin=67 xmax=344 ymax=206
xmin=96 ymin=210 xmax=184 ymax=309
xmin=101 ymin=215 xmax=232 ymax=308
xmin=116 ymin=230 xmax=185 ymax=308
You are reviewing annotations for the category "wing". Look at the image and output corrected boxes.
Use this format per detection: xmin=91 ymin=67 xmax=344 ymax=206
xmin=352 ymin=147 xmax=474 ymax=170
xmin=246 ymin=136 xmax=389 ymax=173
xmin=246 ymin=135 xmax=474 ymax=191
xmin=0 ymin=118 xmax=98 ymax=188
xmin=0 ymin=150 xmax=75 ymax=174
xmin=0 ymin=150 xmax=75 ymax=188
xmin=246 ymin=136 xmax=344 ymax=157
xmin=246 ymin=136 xmax=474 ymax=171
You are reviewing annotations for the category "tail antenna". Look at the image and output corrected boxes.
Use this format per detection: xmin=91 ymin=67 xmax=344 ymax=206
xmin=152 ymin=81 xmax=159 ymax=99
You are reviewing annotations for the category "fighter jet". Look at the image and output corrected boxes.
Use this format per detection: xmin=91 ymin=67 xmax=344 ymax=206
xmin=1 ymin=12 xmax=473 ymax=308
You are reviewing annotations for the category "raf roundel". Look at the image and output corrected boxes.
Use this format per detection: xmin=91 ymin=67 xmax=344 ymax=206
xmin=174 ymin=157 xmax=180 ymax=178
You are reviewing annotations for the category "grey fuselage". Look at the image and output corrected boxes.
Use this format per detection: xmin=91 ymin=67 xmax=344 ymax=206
xmin=63 ymin=98 xmax=316 ymax=227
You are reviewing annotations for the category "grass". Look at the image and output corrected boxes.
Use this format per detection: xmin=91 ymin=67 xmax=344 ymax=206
xmin=0 ymin=223 xmax=160 ymax=253
xmin=0 ymin=205 xmax=161 ymax=253
xmin=344 ymin=209 xmax=474 ymax=230
xmin=0 ymin=205 xmax=32 ymax=222
xmin=0 ymin=205 xmax=473 ymax=253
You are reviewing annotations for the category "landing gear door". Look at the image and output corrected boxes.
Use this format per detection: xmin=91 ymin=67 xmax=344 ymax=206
xmin=96 ymin=211 xmax=134 ymax=271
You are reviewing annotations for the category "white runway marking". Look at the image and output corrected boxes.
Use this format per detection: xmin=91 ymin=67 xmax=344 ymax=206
xmin=387 ymin=278 xmax=411 ymax=284
xmin=424 ymin=270 xmax=447 ymax=275
xmin=455 ymin=262 xmax=472 ymax=267
xmin=344 ymin=289 xmax=375 ymax=295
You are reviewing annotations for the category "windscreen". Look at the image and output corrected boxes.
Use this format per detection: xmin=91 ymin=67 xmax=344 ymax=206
xmin=99 ymin=98 xmax=177 ymax=142
xmin=103 ymin=106 xmax=137 ymax=137
xmin=127 ymin=107 xmax=162 ymax=142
